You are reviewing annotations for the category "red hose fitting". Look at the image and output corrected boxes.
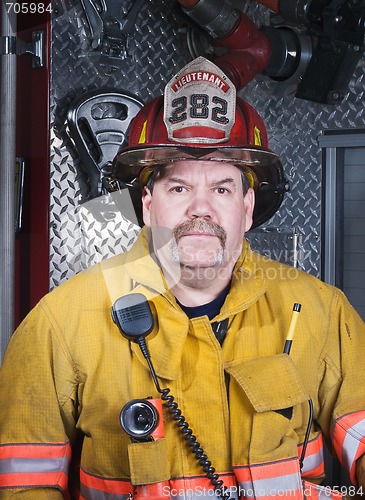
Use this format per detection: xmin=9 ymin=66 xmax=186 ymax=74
xmin=255 ymin=0 xmax=280 ymax=12
xmin=178 ymin=0 xmax=199 ymax=6
xmin=214 ymin=11 xmax=271 ymax=90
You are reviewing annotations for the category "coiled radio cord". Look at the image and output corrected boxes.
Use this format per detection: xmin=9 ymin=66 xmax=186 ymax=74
xmin=145 ymin=354 xmax=233 ymax=500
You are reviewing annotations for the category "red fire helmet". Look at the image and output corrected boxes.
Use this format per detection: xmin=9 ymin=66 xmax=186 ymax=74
xmin=112 ymin=57 xmax=289 ymax=228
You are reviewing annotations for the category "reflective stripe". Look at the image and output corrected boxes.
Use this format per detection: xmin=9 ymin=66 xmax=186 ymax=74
xmin=79 ymin=485 xmax=131 ymax=500
xmin=0 ymin=472 xmax=69 ymax=489
xmin=234 ymin=457 xmax=303 ymax=499
xmin=169 ymin=474 xmax=238 ymax=499
xmin=80 ymin=468 xmax=133 ymax=499
xmin=0 ymin=442 xmax=72 ymax=460
xmin=299 ymin=433 xmax=325 ymax=479
xmin=0 ymin=457 xmax=67 ymax=474
xmin=302 ymin=481 xmax=344 ymax=499
xmin=134 ymin=481 xmax=170 ymax=499
xmin=0 ymin=442 xmax=71 ymax=490
xmin=332 ymin=410 xmax=365 ymax=484
xmin=169 ymin=488 xmax=238 ymax=499
xmin=239 ymin=474 xmax=303 ymax=498
xmin=239 ymin=473 xmax=302 ymax=499
xmin=80 ymin=472 xmax=238 ymax=500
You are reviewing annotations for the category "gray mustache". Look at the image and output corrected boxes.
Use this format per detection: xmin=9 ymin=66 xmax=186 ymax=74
xmin=173 ymin=218 xmax=227 ymax=246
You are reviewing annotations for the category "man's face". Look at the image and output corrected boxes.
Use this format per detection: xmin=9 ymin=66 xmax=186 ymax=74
xmin=142 ymin=160 xmax=255 ymax=273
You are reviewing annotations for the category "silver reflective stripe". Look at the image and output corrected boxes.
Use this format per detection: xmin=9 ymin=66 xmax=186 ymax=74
xmin=301 ymin=446 xmax=323 ymax=474
xmin=238 ymin=473 xmax=302 ymax=498
xmin=170 ymin=486 xmax=239 ymax=499
xmin=80 ymin=484 xmax=131 ymax=500
xmin=0 ymin=456 xmax=69 ymax=474
xmin=317 ymin=486 xmax=338 ymax=499
xmin=341 ymin=417 xmax=365 ymax=472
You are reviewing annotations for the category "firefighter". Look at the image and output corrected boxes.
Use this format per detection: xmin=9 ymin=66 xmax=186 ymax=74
xmin=1 ymin=57 xmax=365 ymax=499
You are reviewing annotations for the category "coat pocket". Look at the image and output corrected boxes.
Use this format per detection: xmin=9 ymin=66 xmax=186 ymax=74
xmin=226 ymin=353 xmax=309 ymax=413
xmin=226 ymin=354 xmax=311 ymax=498
xmin=128 ymin=438 xmax=170 ymax=485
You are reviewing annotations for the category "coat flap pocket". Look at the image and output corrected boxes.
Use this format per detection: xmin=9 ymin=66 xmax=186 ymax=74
xmin=128 ymin=438 xmax=170 ymax=485
xmin=225 ymin=354 xmax=309 ymax=412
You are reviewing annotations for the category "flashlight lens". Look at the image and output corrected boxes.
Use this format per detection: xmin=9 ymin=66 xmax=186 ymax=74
xmin=120 ymin=399 xmax=159 ymax=438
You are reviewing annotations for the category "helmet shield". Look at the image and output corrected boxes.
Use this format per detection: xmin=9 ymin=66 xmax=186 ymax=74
xmin=164 ymin=56 xmax=236 ymax=144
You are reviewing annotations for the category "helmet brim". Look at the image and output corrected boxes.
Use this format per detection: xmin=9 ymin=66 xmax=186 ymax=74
xmin=112 ymin=144 xmax=289 ymax=229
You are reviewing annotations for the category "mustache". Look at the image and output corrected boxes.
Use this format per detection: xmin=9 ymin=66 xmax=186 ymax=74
xmin=173 ymin=218 xmax=227 ymax=246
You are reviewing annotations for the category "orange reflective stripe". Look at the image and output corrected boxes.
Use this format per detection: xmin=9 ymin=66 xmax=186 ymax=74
xmin=80 ymin=468 xmax=133 ymax=498
xmin=80 ymin=473 xmax=238 ymax=500
xmin=169 ymin=473 xmax=238 ymax=499
xmin=0 ymin=442 xmax=71 ymax=460
xmin=240 ymin=494 xmax=300 ymax=500
xmin=302 ymin=481 xmax=344 ymax=499
xmin=134 ymin=481 xmax=170 ymax=499
xmin=168 ymin=472 xmax=345 ymax=500
xmin=74 ymin=468 xmax=345 ymax=500
xmin=169 ymin=473 xmax=236 ymax=491
xmin=0 ymin=442 xmax=71 ymax=491
xmin=298 ymin=433 xmax=325 ymax=479
xmin=1 ymin=471 xmax=68 ymax=489
xmin=303 ymin=463 xmax=324 ymax=480
xmin=332 ymin=410 xmax=365 ymax=484
xmin=234 ymin=456 xmax=299 ymax=481
xmin=234 ymin=457 xmax=303 ymax=499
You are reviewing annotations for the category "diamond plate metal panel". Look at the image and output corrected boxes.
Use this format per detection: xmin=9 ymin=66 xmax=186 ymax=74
xmin=247 ymin=227 xmax=302 ymax=268
xmin=49 ymin=1 xmax=365 ymax=288
xmin=49 ymin=192 xmax=140 ymax=287
xmin=50 ymin=0 xmax=191 ymax=288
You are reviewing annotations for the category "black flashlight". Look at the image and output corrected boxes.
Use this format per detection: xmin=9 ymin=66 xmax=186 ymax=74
xmin=120 ymin=398 xmax=164 ymax=441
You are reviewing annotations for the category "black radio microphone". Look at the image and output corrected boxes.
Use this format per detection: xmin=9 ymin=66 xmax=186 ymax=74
xmin=112 ymin=293 xmax=154 ymax=362
xmin=112 ymin=294 xmax=165 ymax=394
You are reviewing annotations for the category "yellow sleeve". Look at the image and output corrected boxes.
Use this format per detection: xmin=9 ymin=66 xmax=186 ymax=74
xmin=0 ymin=300 xmax=79 ymax=496
xmin=318 ymin=289 xmax=365 ymax=486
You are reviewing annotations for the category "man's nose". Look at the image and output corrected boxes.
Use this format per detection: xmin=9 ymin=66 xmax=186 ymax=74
xmin=186 ymin=190 xmax=215 ymax=219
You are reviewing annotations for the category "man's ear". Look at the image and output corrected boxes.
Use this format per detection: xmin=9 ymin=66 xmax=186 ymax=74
xmin=141 ymin=186 xmax=152 ymax=227
xmin=243 ymin=188 xmax=255 ymax=232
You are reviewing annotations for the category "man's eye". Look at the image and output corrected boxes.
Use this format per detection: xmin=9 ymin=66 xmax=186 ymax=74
xmin=215 ymin=187 xmax=229 ymax=194
xmin=170 ymin=186 xmax=186 ymax=193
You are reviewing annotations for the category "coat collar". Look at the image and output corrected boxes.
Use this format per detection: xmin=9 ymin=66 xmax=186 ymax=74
xmin=124 ymin=227 xmax=268 ymax=305
xmin=101 ymin=227 xmax=268 ymax=381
